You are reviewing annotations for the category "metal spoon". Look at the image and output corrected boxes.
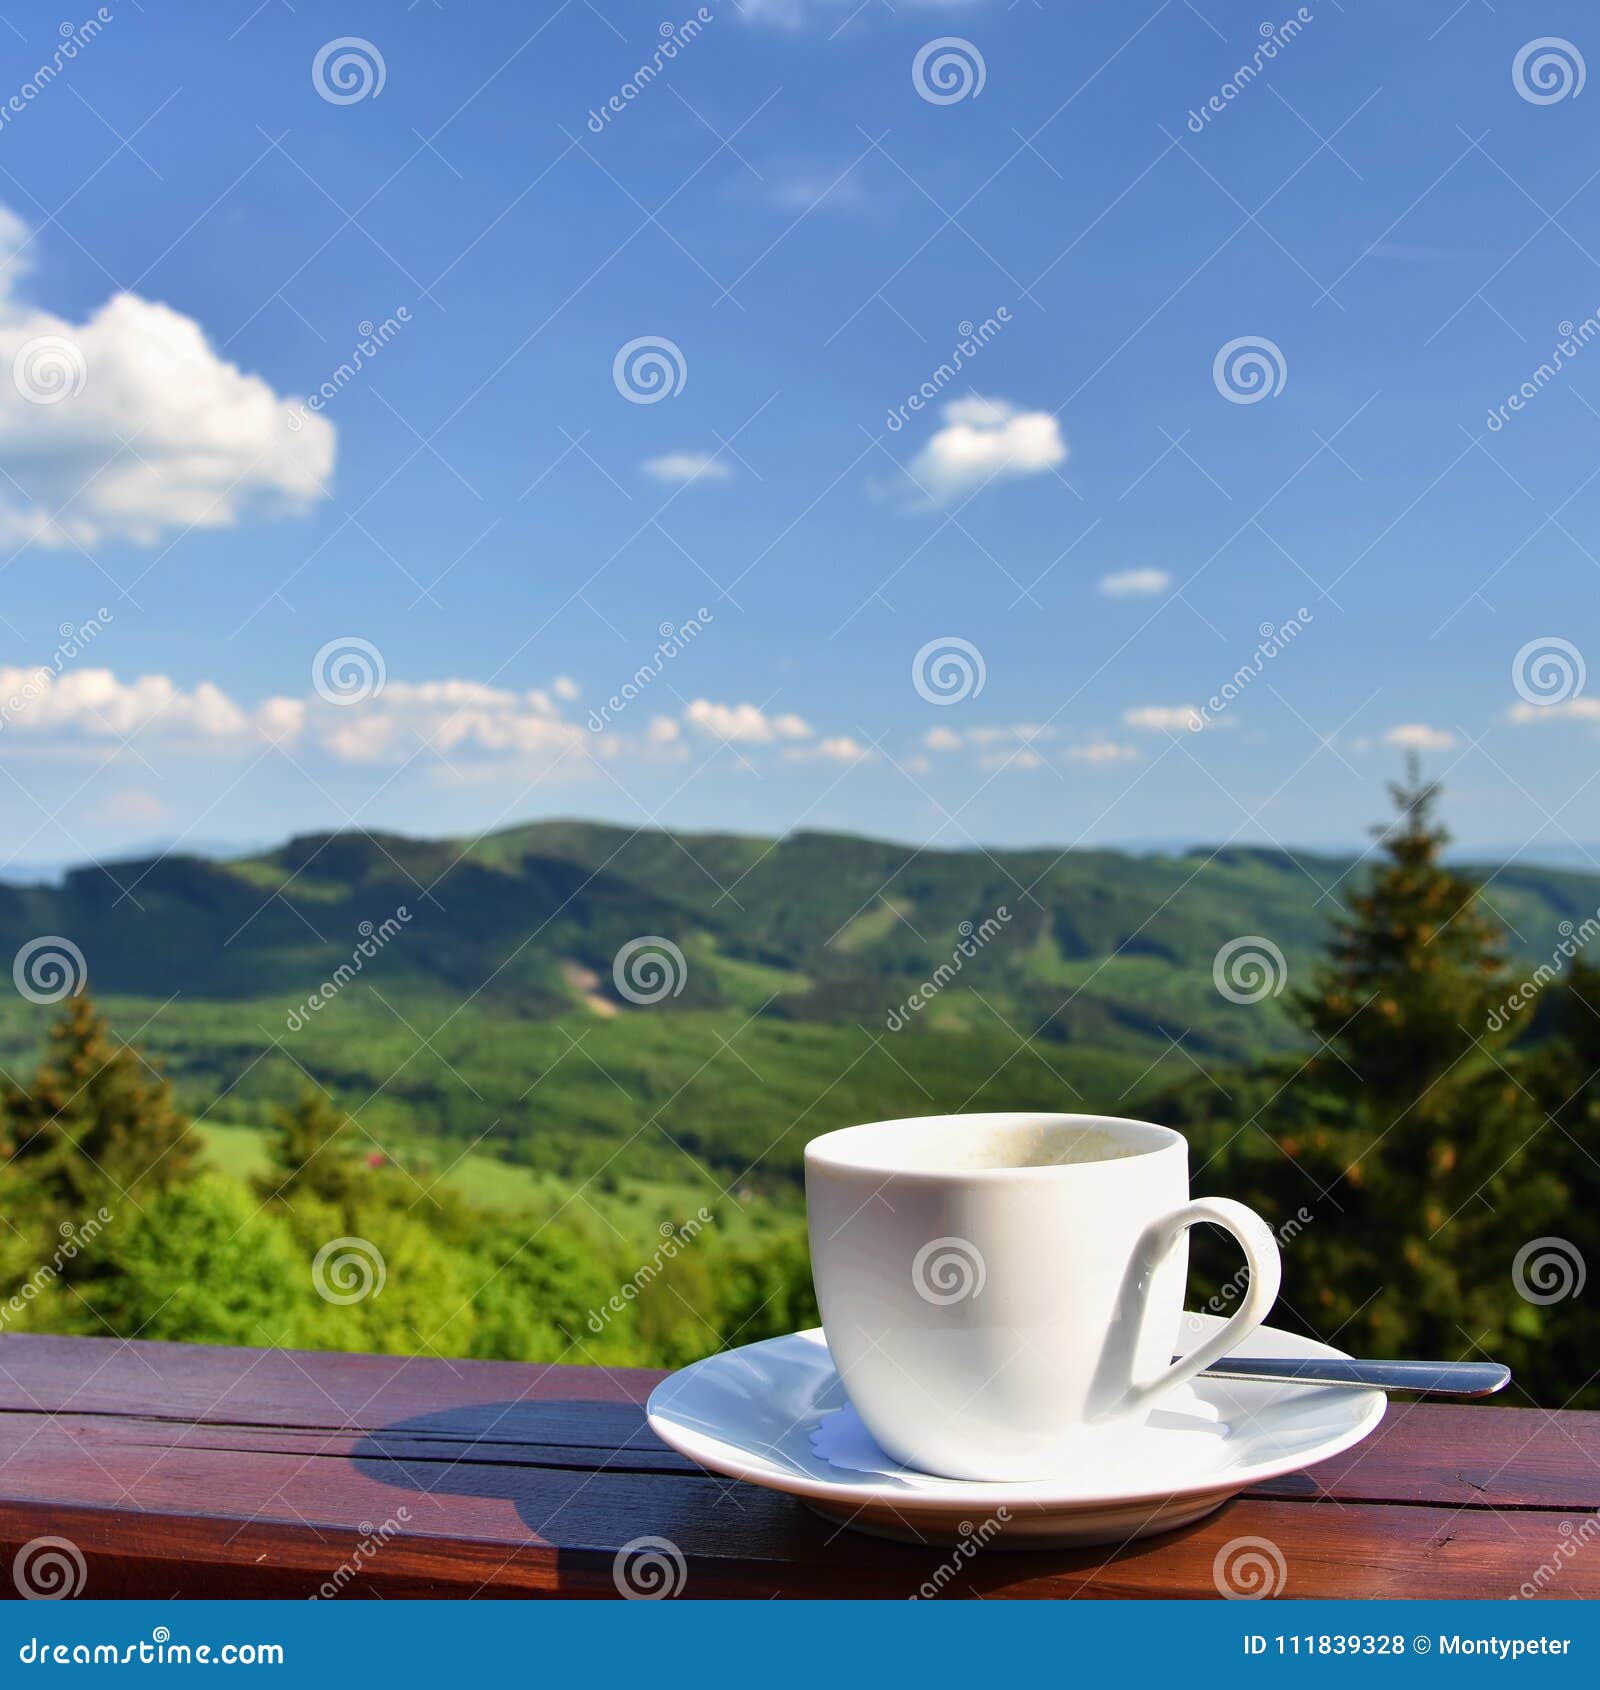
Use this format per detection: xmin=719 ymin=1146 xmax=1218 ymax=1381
xmin=1181 ymin=1355 xmax=1511 ymax=1397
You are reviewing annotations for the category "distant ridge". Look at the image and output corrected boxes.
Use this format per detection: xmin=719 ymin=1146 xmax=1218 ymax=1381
xmin=3 ymin=814 xmax=1593 ymax=1022
xmin=7 ymin=819 xmax=1598 ymax=885
xmin=2 ymin=815 xmax=1594 ymax=1188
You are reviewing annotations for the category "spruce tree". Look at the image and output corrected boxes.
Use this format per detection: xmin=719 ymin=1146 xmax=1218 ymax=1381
xmin=1283 ymin=759 xmax=1560 ymax=1358
xmin=254 ymin=1090 xmax=368 ymax=1215
xmin=3 ymin=993 xmax=197 ymax=1215
xmin=1300 ymin=755 xmax=1511 ymax=1108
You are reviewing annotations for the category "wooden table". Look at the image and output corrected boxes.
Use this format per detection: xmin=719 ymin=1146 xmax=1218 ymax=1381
xmin=0 ymin=1334 xmax=1594 ymax=1599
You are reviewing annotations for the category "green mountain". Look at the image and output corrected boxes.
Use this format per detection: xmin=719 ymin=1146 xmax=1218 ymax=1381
xmin=2 ymin=821 xmax=1591 ymax=1193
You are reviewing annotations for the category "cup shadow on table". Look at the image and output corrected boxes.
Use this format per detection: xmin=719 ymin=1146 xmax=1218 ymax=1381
xmin=350 ymin=1400 xmax=1225 ymax=1594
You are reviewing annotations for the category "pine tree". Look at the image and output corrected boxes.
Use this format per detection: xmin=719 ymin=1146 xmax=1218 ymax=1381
xmin=1280 ymin=758 xmax=1561 ymax=1359
xmin=3 ymin=993 xmax=197 ymax=1215
xmin=1299 ymin=755 xmax=1511 ymax=1112
xmin=254 ymin=1090 xmax=369 ymax=1215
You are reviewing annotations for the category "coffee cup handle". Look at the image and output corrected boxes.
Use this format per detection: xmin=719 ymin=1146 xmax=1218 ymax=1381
xmin=1120 ymin=1196 xmax=1282 ymax=1418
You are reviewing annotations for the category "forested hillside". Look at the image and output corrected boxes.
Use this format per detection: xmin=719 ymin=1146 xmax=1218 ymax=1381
xmin=2 ymin=818 xmax=1594 ymax=1190
xmin=2 ymin=782 xmax=1595 ymax=1406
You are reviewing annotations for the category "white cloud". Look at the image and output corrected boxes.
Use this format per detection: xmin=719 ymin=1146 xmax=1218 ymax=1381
xmin=1 ymin=662 xmax=882 ymax=778
xmin=923 ymin=723 xmax=1055 ymax=758
xmin=908 ymin=395 xmax=1067 ymax=502
xmin=786 ymin=734 xmax=872 ymax=764
xmin=1067 ymin=740 xmax=1139 ymax=764
xmin=742 ymin=0 xmax=976 ymax=26
xmin=1124 ymin=705 xmax=1203 ymax=734
xmin=685 ymin=699 xmax=811 ymax=743
xmin=0 ymin=665 xmax=251 ymax=740
xmin=0 ymin=205 xmax=335 ymax=549
xmin=1508 ymin=698 xmax=1600 ymax=725
xmin=320 ymin=713 xmax=396 ymax=764
xmin=966 ymin=723 xmax=1050 ymax=747
xmin=0 ymin=666 xmax=590 ymax=770
xmin=99 ymin=789 xmax=168 ymax=826
xmin=939 ymin=395 xmax=1015 ymax=428
xmin=817 ymin=735 xmax=868 ymax=763
xmin=1100 ymin=569 xmax=1172 ymax=597
xmin=328 ymin=681 xmax=579 ymax=765
xmin=739 ymin=0 xmax=811 ymax=23
xmin=1383 ymin=723 xmax=1455 ymax=751
xmin=552 ymin=675 xmax=580 ymax=701
xmin=979 ymin=747 xmax=1043 ymax=771
xmin=763 ymin=162 xmax=870 ymax=214
xmin=642 ymin=451 xmax=733 ymax=485
xmin=256 ymin=696 xmax=306 ymax=744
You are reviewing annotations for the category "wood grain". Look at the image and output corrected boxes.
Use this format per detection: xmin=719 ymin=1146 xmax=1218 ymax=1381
xmin=0 ymin=1334 xmax=1591 ymax=1599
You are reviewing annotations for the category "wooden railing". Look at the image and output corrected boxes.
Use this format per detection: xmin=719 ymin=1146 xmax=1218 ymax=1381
xmin=0 ymin=1334 xmax=1593 ymax=1598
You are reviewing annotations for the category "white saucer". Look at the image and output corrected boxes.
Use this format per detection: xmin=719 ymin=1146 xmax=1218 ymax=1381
xmin=645 ymin=1313 xmax=1385 ymax=1548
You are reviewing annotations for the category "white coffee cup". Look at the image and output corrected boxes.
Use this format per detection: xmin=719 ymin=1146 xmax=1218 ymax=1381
xmin=805 ymin=1111 xmax=1281 ymax=1481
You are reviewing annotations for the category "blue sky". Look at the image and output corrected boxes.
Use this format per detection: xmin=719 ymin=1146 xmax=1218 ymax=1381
xmin=2 ymin=0 xmax=1599 ymax=868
